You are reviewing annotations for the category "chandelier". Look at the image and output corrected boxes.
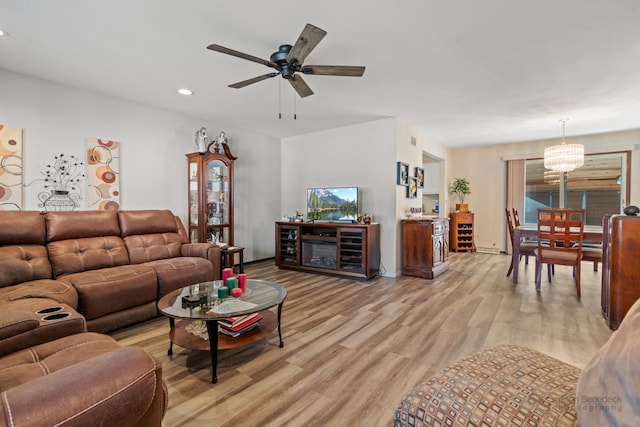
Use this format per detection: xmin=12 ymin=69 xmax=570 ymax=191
xmin=544 ymin=119 xmax=584 ymax=172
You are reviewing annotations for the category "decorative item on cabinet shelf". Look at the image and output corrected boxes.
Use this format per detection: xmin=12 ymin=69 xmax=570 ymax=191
xmin=623 ymin=205 xmax=639 ymax=216
xmin=405 ymin=207 xmax=423 ymax=218
xmin=449 ymin=177 xmax=471 ymax=213
xmin=363 ymin=213 xmax=372 ymax=224
xmin=194 ymin=127 xmax=207 ymax=153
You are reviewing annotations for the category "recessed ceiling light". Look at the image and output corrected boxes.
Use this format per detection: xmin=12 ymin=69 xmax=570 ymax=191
xmin=0 ymin=29 xmax=9 ymax=37
xmin=178 ymin=88 xmax=193 ymax=96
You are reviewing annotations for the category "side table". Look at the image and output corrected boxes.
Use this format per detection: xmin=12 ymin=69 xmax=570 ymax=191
xmin=221 ymin=246 xmax=244 ymax=273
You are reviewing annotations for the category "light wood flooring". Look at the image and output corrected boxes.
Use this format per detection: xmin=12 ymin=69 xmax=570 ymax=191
xmin=111 ymin=252 xmax=612 ymax=427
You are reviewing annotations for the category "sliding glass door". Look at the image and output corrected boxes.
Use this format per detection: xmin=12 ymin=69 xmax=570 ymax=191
xmin=524 ymin=152 xmax=628 ymax=225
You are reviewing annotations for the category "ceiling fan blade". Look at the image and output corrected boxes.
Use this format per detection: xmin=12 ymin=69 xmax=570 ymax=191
xmin=286 ymin=24 xmax=327 ymax=65
xmin=207 ymin=44 xmax=277 ymax=68
xmin=301 ymin=65 xmax=366 ymax=77
xmin=289 ymin=75 xmax=314 ymax=98
xmin=228 ymin=73 xmax=279 ymax=89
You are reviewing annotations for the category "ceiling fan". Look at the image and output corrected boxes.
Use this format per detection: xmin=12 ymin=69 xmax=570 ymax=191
xmin=207 ymin=23 xmax=366 ymax=98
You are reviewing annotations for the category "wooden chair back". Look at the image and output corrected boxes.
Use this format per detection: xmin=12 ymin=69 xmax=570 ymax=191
xmin=505 ymin=208 xmax=515 ymax=246
xmin=512 ymin=208 xmax=521 ymax=227
xmin=537 ymin=208 xmax=585 ymax=252
xmin=536 ymin=208 xmax=585 ymax=297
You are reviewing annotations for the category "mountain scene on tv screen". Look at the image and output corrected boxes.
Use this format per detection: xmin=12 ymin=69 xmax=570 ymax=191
xmin=307 ymin=188 xmax=357 ymax=221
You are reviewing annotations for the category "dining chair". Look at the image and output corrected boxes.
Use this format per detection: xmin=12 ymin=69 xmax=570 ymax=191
xmin=512 ymin=207 xmax=522 ymax=227
xmin=576 ymin=241 xmax=603 ymax=271
xmin=535 ymin=208 xmax=585 ymax=298
xmin=505 ymin=208 xmax=537 ymax=277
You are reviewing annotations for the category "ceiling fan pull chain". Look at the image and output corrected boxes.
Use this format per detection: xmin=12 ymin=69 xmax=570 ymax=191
xmin=278 ymin=79 xmax=282 ymax=119
xmin=294 ymin=90 xmax=297 ymax=120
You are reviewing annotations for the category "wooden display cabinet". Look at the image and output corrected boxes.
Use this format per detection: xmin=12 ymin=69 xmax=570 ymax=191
xmin=275 ymin=222 xmax=380 ymax=279
xmin=186 ymin=141 xmax=236 ymax=244
xmin=401 ymin=218 xmax=450 ymax=279
xmin=601 ymin=213 xmax=640 ymax=330
xmin=450 ymin=212 xmax=476 ymax=252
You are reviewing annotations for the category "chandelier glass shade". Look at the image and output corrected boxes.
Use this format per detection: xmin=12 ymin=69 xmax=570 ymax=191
xmin=543 ymin=119 xmax=584 ymax=172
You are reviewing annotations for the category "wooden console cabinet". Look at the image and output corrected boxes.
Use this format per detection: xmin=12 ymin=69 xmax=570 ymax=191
xmin=401 ymin=218 xmax=449 ymax=279
xmin=275 ymin=222 xmax=380 ymax=279
xmin=449 ymin=212 xmax=476 ymax=252
xmin=601 ymin=213 xmax=640 ymax=330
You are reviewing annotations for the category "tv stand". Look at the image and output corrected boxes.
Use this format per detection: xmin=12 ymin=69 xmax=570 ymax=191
xmin=275 ymin=222 xmax=380 ymax=279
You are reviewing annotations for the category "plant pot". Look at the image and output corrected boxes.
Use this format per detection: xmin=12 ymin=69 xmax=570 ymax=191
xmin=456 ymin=203 xmax=469 ymax=213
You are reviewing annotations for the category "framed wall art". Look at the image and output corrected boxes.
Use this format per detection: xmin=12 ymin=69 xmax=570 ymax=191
xmin=87 ymin=138 xmax=120 ymax=211
xmin=397 ymin=162 xmax=409 ymax=186
xmin=407 ymin=176 xmax=418 ymax=198
xmin=0 ymin=125 xmax=23 ymax=210
xmin=415 ymin=167 xmax=424 ymax=188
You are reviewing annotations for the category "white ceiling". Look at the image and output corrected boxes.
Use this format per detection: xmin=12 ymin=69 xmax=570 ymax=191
xmin=2 ymin=0 xmax=640 ymax=148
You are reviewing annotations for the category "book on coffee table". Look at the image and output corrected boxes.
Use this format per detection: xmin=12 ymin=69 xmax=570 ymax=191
xmin=219 ymin=320 xmax=261 ymax=337
xmin=219 ymin=312 xmax=263 ymax=330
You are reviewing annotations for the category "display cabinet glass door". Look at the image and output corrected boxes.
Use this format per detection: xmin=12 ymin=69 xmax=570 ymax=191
xmin=188 ymin=161 xmax=199 ymax=243
xmin=206 ymin=160 xmax=229 ymax=243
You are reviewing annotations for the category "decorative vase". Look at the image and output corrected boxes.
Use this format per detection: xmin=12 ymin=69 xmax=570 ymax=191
xmin=456 ymin=203 xmax=469 ymax=213
xmin=42 ymin=190 xmax=77 ymax=211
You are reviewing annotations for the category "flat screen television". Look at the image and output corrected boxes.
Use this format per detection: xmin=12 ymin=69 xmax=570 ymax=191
xmin=307 ymin=187 xmax=358 ymax=222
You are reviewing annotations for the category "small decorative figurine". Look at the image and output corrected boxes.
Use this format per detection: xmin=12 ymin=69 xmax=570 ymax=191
xmin=194 ymin=127 xmax=207 ymax=152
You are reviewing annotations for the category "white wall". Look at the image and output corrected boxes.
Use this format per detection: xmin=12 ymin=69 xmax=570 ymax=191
xmin=281 ymin=118 xmax=397 ymax=275
xmin=0 ymin=69 xmax=281 ymax=262
xmin=448 ymin=132 xmax=640 ymax=253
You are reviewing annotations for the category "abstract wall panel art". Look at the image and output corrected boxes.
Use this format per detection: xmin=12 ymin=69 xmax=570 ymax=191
xmin=0 ymin=125 xmax=23 ymax=210
xmin=87 ymin=138 xmax=120 ymax=211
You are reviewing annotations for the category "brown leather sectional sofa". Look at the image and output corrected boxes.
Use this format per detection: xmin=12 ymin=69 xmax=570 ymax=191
xmin=0 ymin=209 xmax=222 ymax=426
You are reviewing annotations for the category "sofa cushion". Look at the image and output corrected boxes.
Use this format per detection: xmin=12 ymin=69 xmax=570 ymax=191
xmin=45 ymin=210 xmax=120 ymax=242
xmin=0 ymin=211 xmax=46 ymax=245
xmin=118 ymin=209 xmax=177 ymax=237
xmin=57 ymin=265 xmax=157 ymax=321
xmin=124 ymin=233 xmax=182 ymax=264
xmin=0 ymin=245 xmax=52 ymax=288
xmin=576 ymin=298 xmax=640 ymax=425
xmin=394 ymin=345 xmax=580 ymax=427
xmin=47 ymin=236 xmax=129 ymax=278
xmin=144 ymin=257 xmax=215 ymax=298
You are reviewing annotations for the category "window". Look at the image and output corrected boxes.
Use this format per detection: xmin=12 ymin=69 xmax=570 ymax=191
xmin=524 ymin=152 xmax=628 ymax=225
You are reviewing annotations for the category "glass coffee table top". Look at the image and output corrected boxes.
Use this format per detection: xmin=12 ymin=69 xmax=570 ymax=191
xmin=158 ymin=279 xmax=287 ymax=320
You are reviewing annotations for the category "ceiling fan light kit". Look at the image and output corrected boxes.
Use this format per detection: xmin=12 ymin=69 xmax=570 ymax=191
xmin=206 ymin=23 xmax=365 ymax=98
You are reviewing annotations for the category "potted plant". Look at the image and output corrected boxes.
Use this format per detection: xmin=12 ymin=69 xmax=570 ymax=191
xmin=450 ymin=177 xmax=471 ymax=212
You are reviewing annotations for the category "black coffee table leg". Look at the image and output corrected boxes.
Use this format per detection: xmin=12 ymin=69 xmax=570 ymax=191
xmin=206 ymin=320 xmax=219 ymax=383
xmin=277 ymin=302 xmax=284 ymax=348
xmin=167 ymin=317 xmax=175 ymax=356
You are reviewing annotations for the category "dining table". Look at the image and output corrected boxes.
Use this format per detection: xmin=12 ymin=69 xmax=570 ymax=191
xmin=511 ymin=224 xmax=603 ymax=284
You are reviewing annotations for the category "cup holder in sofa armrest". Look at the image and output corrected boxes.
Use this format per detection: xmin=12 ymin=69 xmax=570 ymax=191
xmin=35 ymin=306 xmax=65 ymax=315
xmin=42 ymin=312 xmax=72 ymax=321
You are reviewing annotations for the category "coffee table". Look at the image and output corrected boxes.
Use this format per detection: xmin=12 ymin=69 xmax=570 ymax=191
xmin=157 ymin=279 xmax=287 ymax=383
